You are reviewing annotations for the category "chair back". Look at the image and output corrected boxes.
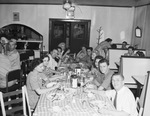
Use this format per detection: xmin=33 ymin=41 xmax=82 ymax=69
xmin=0 ymin=86 xmax=31 ymax=116
xmin=22 ymin=85 xmax=31 ymax=116
xmin=135 ymin=72 xmax=150 ymax=116
xmin=7 ymin=69 xmax=21 ymax=82
xmin=136 ymin=97 xmax=143 ymax=116
xmin=6 ymin=69 xmax=22 ymax=92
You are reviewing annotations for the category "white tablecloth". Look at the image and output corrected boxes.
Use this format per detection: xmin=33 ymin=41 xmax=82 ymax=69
xmin=33 ymin=87 xmax=114 ymax=116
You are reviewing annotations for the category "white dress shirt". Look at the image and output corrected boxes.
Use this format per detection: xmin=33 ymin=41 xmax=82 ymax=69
xmin=105 ymin=86 xmax=138 ymax=116
xmin=47 ymin=54 xmax=58 ymax=70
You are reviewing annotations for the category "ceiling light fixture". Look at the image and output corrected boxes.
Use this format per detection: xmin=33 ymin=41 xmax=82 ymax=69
xmin=63 ymin=0 xmax=71 ymax=10
xmin=63 ymin=0 xmax=75 ymax=11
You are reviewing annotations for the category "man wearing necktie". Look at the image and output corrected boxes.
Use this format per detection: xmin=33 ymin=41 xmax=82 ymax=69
xmin=113 ymin=91 xmax=117 ymax=109
xmin=103 ymin=74 xmax=138 ymax=116
xmin=90 ymin=74 xmax=138 ymax=116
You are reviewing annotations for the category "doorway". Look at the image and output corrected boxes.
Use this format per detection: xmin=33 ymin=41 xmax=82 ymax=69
xmin=49 ymin=19 xmax=91 ymax=53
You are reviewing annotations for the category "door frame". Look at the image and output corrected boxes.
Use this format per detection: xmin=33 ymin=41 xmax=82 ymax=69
xmin=49 ymin=18 xmax=91 ymax=52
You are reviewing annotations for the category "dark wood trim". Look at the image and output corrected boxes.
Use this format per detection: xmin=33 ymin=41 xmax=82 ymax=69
xmin=121 ymin=56 xmax=150 ymax=59
xmin=143 ymin=71 xmax=150 ymax=111
xmin=49 ymin=18 xmax=91 ymax=52
xmin=109 ymin=48 xmax=146 ymax=51
xmin=0 ymin=3 xmax=133 ymax=8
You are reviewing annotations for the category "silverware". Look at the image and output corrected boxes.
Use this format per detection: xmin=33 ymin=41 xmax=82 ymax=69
xmin=51 ymin=93 xmax=57 ymax=101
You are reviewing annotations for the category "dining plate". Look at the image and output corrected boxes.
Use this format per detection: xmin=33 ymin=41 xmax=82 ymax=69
xmin=47 ymin=92 xmax=65 ymax=101
xmin=64 ymin=88 xmax=76 ymax=95
xmin=51 ymin=74 xmax=65 ymax=79
xmin=85 ymin=83 xmax=96 ymax=89
xmin=89 ymin=100 xmax=111 ymax=109
xmin=46 ymin=82 xmax=57 ymax=88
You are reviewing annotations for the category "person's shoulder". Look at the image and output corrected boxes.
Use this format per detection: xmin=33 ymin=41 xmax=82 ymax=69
xmin=105 ymin=89 xmax=116 ymax=95
xmin=124 ymin=53 xmax=127 ymax=55
xmin=107 ymin=69 xmax=114 ymax=75
xmin=0 ymin=54 xmax=10 ymax=62
xmin=122 ymin=86 xmax=134 ymax=96
xmin=27 ymin=72 xmax=36 ymax=78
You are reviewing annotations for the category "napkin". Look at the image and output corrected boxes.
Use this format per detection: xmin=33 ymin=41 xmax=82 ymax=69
xmin=52 ymin=106 xmax=62 ymax=112
xmin=46 ymin=82 xmax=57 ymax=88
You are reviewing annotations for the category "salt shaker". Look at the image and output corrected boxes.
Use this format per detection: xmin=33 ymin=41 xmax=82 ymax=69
xmin=71 ymin=75 xmax=78 ymax=88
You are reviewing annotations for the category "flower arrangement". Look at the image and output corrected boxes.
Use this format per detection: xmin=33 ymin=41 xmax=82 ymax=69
xmin=97 ymin=26 xmax=103 ymax=45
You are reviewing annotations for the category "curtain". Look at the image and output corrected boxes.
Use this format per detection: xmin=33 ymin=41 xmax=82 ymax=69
xmin=131 ymin=5 xmax=150 ymax=56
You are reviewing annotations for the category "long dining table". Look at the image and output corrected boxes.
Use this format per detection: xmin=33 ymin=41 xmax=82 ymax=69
xmin=33 ymin=74 xmax=115 ymax=116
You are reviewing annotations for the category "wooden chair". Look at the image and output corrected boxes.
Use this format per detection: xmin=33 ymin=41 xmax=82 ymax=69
xmin=136 ymin=97 xmax=143 ymax=116
xmin=0 ymin=86 xmax=31 ymax=116
xmin=0 ymin=69 xmax=22 ymax=93
xmin=21 ymin=61 xmax=29 ymax=86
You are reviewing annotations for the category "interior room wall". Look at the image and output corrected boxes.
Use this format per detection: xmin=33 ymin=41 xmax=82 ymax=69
xmin=142 ymin=5 xmax=150 ymax=56
xmin=0 ymin=4 xmax=134 ymax=51
xmin=131 ymin=5 xmax=150 ymax=56
xmin=131 ymin=6 xmax=147 ymax=49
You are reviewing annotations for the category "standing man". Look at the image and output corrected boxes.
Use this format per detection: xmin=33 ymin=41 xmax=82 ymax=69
xmin=7 ymin=39 xmax=21 ymax=70
xmin=95 ymin=38 xmax=112 ymax=59
xmin=98 ymin=58 xmax=114 ymax=90
xmin=0 ymin=43 xmax=17 ymax=88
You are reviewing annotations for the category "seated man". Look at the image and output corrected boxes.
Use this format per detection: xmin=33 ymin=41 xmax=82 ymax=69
xmin=47 ymin=49 xmax=62 ymax=75
xmin=0 ymin=43 xmax=16 ymax=88
xmin=97 ymin=58 xmax=114 ymax=90
xmin=7 ymin=39 xmax=21 ymax=70
xmin=89 ymin=74 xmax=138 ymax=116
xmin=122 ymin=41 xmax=128 ymax=49
xmin=124 ymin=46 xmax=137 ymax=56
xmin=80 ymin=47 xmax=93 ymax=69
xmin=58 ymin=42 xmax=70 ymax=60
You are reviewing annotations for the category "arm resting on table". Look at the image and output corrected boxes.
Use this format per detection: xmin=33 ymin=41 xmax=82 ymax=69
xmin=35 ymin=83 xmax=60 ymax=95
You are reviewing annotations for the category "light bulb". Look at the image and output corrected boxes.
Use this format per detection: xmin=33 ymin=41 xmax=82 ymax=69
xmin=63 ymin=1 xmax=71 ymax=10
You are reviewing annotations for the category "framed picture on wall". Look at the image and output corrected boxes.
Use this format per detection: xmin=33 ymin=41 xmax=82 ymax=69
xmin=135 ymin=26 xmax=142 ymax=38
xmin=13 ymin=12 xmax=20 ymax=21
xmin=73 ymin=24 xmax=85 ymax=39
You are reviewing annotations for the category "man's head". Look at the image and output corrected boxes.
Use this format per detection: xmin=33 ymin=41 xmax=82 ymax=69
xmin=0 ymin=36 xmax=9 ymax=54
xmin=51 ymin=49 xmax=58 ymax=58
xmin=98 ymin=58 xmax=109 ymax=74
xmin=58 ymin=42 xmax=66 ymax=51
xmin=8 ymin=39 xmax=17 ymax=51
xmin=0 ymin=37 xmax=9 ymax=44
xmin=105 ymin=38 xmax=112 ymax=44
xmin=128 ymin=46 xmax=134 ymax=55
xmin=122 ymin=41 xmax=127 ymax=49
xmin=86 ymin=47 xmax=93 ymax=56
xmin=112 ymin=74 xmax=124 ymax=91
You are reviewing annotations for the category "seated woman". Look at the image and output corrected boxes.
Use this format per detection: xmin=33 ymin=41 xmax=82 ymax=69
xmin=58 ymin=42 xmax=70 ymax=61
xmin=90 ymin=55 xmax=104 ymax=88
xmin=91 ymin=50 xmax=99 ymax=61
xmin=76 ymin=46 xmax=87 ymax=62
xmin=136 ymin=51 xmax=145 ymax=57
xmin=26 ymin=58 xmax=60 ymax=110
